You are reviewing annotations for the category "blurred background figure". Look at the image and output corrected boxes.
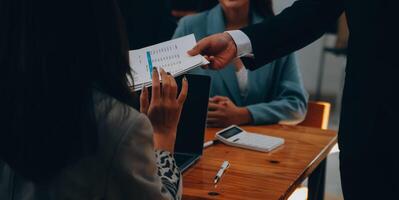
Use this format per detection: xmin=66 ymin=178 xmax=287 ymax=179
xmin=173 ymin=0 xmax=308 ymax=128
xmin=118 ymin=0 xmax=177 ymax=49
xmin=169 ymin=0 xmax=217 ymax=19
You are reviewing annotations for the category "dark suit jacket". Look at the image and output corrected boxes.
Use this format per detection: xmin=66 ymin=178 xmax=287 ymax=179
xmin=117 ymin=0 xmax=177 ymax=50
xmin=240 ymin=0 xmax=399 ymax=198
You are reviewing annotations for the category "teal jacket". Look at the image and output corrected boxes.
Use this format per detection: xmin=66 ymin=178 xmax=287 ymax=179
xmin=173 ymin=5 xmax=308 ymax=125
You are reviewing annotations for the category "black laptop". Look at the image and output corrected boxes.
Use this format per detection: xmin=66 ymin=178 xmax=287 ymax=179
xmin=174 ymin=74 xmax=211 ymax=172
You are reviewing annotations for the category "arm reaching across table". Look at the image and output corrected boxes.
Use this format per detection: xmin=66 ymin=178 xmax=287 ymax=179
xmin=188 ymin=0 xmax=344 ymax=71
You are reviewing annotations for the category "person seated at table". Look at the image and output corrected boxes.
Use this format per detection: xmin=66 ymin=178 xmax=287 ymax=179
xmin=173 ymin=0 xmax=308 ymax=127
xmin=0 ymin=0 xmax=188 ymax=199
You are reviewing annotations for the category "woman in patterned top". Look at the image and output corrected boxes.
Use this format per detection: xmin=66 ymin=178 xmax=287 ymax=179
xmin=0 ymin=0 xmax=185 ymax=199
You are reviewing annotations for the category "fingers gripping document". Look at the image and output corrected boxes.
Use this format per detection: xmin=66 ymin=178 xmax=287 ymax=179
xmin=128 ymin=34 xmax=209 ymax=91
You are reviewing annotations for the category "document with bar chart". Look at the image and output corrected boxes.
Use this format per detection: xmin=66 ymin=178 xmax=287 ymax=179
xmin=128 ymin=34 xmax=209 ymax=91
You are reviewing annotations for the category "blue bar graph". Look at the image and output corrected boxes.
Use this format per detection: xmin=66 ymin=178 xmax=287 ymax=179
xmin=146 ymin=51 xmax=153 ymax=77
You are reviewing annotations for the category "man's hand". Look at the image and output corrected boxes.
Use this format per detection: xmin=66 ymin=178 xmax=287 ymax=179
xmin=188 ymin=33 xmax=237 ymax=70
xmin=207 ymin=96 xmax=252 ymax=128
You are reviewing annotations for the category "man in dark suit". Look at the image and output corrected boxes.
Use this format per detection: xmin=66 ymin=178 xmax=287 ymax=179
xmin=188 ymin=0 xmax=399 ymax=199
xmin=117 ymin=0 xmax=177 ymax=50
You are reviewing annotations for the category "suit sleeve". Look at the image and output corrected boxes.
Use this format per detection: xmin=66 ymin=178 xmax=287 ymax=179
xmin=242 ymin=0 xmax=344 ymax=70
xmin=246 ymin=54 xmax=309 ymax=125
xmin=106 ymin=104 xmax=182 ymax=200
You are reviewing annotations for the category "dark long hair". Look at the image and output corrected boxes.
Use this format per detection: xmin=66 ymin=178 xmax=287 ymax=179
xmin=0 ymin=0 xmax=135 ymax=182
xmin=198 ymin=0 xmax=275 ymax=17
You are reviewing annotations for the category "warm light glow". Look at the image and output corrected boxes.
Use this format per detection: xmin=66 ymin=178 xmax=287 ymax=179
xmin=329 ymin=144 xmax=340 ymax=154
xmin=288 ymin=187 xmax=308 ymax=200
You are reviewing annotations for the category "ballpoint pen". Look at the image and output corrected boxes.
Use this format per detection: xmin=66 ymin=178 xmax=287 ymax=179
xmin=203 ymin=139 xmax=220 ymax=148
xmin=214 ymin=161 xmax=230 ymax=184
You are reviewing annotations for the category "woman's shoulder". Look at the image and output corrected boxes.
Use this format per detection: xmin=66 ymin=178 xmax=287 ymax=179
xmin=179 ymin=10 xmax=210 ymax=27
xmin=176 ymin=10 xmax=212 ymax=37
xmin=50 ymin=90 xmax=154 ymax=199
xmin=92 ymin=89 xmax=152 ymax=153
xmin=92 ymin=89 xmax=140 ymax=117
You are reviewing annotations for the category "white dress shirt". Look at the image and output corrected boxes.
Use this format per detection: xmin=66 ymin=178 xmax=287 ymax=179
xmin=226 ymin=30 xmax=253 ymax=57
xmin=235 ymin=66 xmax=249 ymax=98
xmin=227 ymin=30 xmax=252 ymax=98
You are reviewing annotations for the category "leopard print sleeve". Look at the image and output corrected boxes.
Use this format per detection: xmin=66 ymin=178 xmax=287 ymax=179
xmin=155 ymin=150 xmax=182 ymax=200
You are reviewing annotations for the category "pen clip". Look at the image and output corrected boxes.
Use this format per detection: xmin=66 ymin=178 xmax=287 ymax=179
xmin=221 ymin=161 xmax=230 ymax=169
xmin=213 ymin=161 xmax=230 ymax=185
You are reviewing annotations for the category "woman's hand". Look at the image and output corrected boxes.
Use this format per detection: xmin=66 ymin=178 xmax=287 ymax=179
xmin=140 ymin=68 xmax=188 ymax=152
xmin=207 ymin=96 xmax=252 ymax=128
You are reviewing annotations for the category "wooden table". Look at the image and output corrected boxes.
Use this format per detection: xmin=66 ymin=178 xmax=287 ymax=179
xmin=182 ymin=125 xmax=337 ymax=200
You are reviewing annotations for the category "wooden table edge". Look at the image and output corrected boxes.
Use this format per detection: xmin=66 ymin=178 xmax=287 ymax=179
xmin=280 ymin=134 xmax=338 ymax=200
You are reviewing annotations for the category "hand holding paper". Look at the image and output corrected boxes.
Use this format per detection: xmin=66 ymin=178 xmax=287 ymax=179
xmin=129 ymin=34 xmax=209 ymax=91
xmin=140 ymin=67 xmax=188 ymax=152
xmin=187 ymin=32 xmax=237 ymax=70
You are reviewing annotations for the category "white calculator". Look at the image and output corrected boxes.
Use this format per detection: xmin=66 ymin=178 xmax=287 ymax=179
xmin=215 ymin=125 xmax=284 ymax=152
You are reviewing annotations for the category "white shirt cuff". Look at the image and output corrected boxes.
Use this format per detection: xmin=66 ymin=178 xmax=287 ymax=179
xmin=226 ymin=30 xmax=253 ymax=58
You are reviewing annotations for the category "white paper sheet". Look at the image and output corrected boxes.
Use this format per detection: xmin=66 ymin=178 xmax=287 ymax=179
xmin=128 ymin=34 xmax=208 ymax=90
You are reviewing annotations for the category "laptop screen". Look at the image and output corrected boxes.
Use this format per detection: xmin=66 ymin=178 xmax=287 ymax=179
xmin=174 ymin=74 xmax=211 ymax=155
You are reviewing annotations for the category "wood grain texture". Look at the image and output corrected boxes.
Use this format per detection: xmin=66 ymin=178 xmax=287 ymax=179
xmin=299 ymin=101 xmax=331 ymax=130
xmin=182 ymin=125 xmax=337 ymax=200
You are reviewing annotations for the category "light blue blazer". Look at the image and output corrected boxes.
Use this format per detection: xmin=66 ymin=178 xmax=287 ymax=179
xmin=173 ymin=5 xmax=308 ymax=125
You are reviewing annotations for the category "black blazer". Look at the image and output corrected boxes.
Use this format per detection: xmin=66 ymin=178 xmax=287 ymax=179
xmin=241 ymin=0 xmax=398 ymax=73
xmin=240 ymin=1 xmax=399 ymax=198
xmin=240 ymin=1 xmax=398 ymax=147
